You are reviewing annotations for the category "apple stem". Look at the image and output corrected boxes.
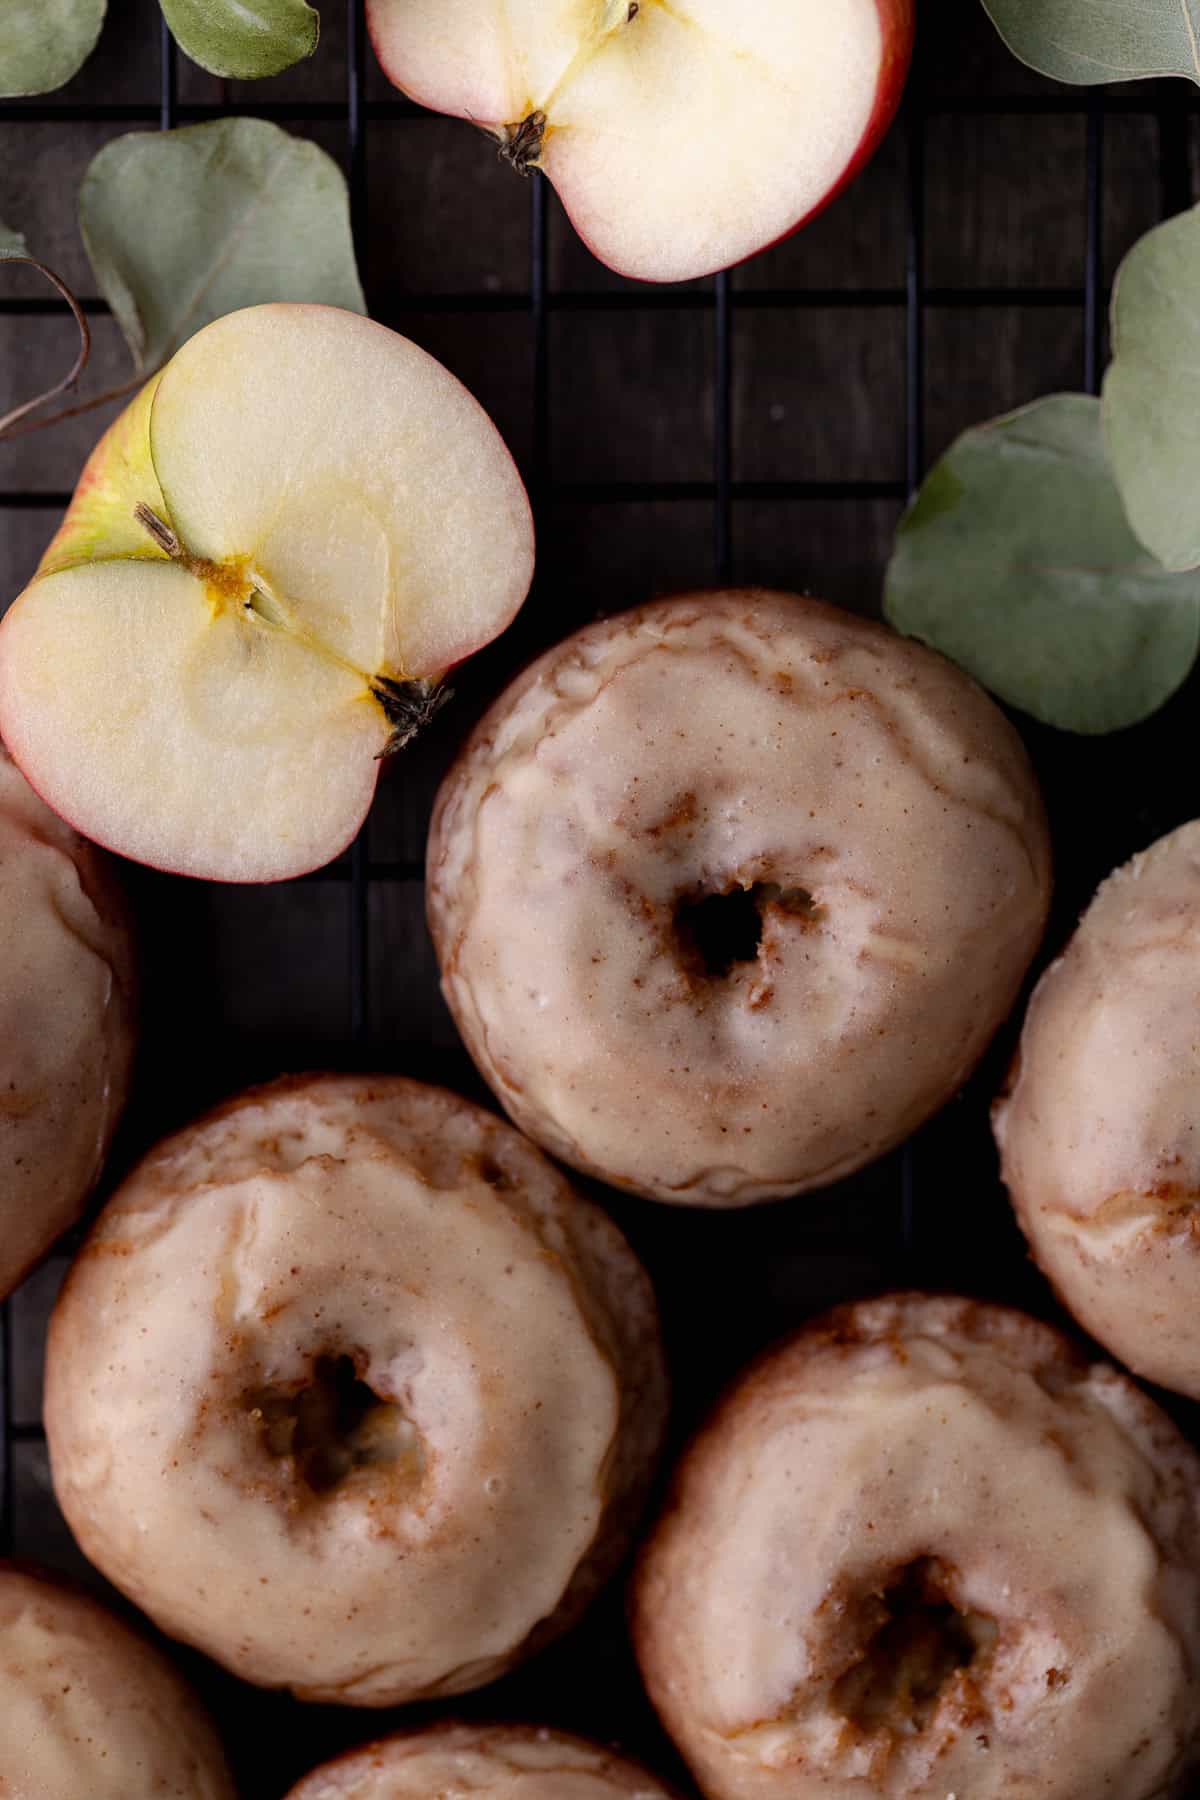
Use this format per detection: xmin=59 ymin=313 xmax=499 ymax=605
xmin=133 ymin=502 xmax=224 ymax=589
xmin=371 ymin=676 xmax=453 ymax=758
xmin=498 ymin=112 xmax=546 ymax=175
xmin=131 ymin=504 xmax=446 ymax=749
xmin=133 ymin=502 xmax=183 ymax=559
xmin=498 ymin=2 xmax=638 ymax=173
xmin=0 ymin=254 xmax=91 ymax=440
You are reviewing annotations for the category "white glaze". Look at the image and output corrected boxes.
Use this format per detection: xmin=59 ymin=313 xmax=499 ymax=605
xmin=633 ymin=1295 xmax=1200 ymax=1799
xmin=0 ymin=1566 xmax=233 ymax=1799
xmin=285 ymin=1721 xmax=677 ymax=1800
xmin=429 ymin=591 xmax=1051 ymax=1205
xmin=0 ymin=747 xmax=136 ymax=1296
xmin=995 ymin=820 xmax=1200 ymax=1397
xmin=46 ymin=1075 xmax=666 ymax=1704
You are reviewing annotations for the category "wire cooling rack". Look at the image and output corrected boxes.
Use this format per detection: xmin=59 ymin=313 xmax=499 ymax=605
xmin=1 ymin=5 xmax=1199 ymax=1794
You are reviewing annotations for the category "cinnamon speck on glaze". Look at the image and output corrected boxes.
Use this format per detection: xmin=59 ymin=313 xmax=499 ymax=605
xmin=632 ymin=1293 xmax=1200 ymax=1800
xmin=427 ymin=591 xmax=1050 ymax=1207
xmin=45 ymin=1074 xmax=666 ymax=1705
xmin=0 ymin=746 xmax=136 ymax=1296
xmin=995 ymin=821 xmax=1200 ymax=1399
xmin=0 ymin=1563 xmax=234 ymax=1799
xmin=283 ymin=1720 xmax=679 ymax=1800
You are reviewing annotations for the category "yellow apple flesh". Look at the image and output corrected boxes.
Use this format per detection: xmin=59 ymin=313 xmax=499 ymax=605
xmin=0 ymin=304 xmax=535 ymax=882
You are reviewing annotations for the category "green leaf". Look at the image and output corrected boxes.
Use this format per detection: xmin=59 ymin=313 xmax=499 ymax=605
xmin=161 ymin=0 xmax=318 ymax=81
xmin=884 ymin=394 xmax=1200 ymax=734
xmin=1103 ymin=204 xmax=1200 ymax=573
xmin=0 ymin=0 xmax=105 ymax=97
xmin=0 ymin=220 xmax=28 ymax=257
xmin=979 ymin=0 xmax=1200 ymax=85
xmin=79 ymin=117 xmax=365 ymax=377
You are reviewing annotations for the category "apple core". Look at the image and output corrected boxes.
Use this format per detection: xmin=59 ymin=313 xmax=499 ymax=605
xmin=0 ymin=304 xmax=534 ymax=882
xmin=368 ymin=0 xmax=915 ymax=283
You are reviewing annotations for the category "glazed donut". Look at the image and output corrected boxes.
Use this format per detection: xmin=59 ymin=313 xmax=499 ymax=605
xmin=428 ymin=590 xmax=1051 ymax=1207
xmin=283 ymin=1722 xmax=678 ymax=1800
xmin=45 ymin=1074 xmax=666 ymax=1705
xmin=0 ymin=1563 xmax=233 ymax=1799
xmin=631 ymin=1293 xmax=1200 ymax=1800
xmin=0 ymin=745 xmax=136 ymax=1296
xmin=995 ymin=821 xmax=1200 ymax=1398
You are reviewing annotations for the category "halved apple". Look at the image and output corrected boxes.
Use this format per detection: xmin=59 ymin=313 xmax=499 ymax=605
xmin=366 ymin=0 xmax=915 ymax=284
xmin=0 ymin=304 xmax=534 ymax=883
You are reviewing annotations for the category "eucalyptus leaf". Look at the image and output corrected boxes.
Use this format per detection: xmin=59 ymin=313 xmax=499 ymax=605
xmin=161 ymin=0 xmax=319 ymax=81
xmin=884 ymin=395 xmax=1200 ymax=734
xmin=979 ymin=0 xmax=1200 ymax=85
xmin=0 ymin=221 xmax=27 ymax=257
xmin=80 ymin=117 xmax=365 ymax=377
xmin=1103 ymin=204 xmax=1200 ymax=572
xmin=0 ymin=0 xmax=105 ymax=98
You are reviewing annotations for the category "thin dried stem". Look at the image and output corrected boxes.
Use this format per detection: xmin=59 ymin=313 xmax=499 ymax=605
xmin=133 ymin=502 xmax=181 ymax=557
xmin=0 ymin=254 xmax=93 ymax=438
xmin=0 ymin=369 xmax=148 ymax=442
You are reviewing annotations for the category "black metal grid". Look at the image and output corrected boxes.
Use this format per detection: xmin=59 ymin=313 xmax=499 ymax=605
xmin=1 ymin=6 xmax=1199 ymax=1793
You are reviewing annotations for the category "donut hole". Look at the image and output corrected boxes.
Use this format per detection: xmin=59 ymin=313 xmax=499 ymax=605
xmin=475 ymin=1153 xmax=514 ymax=1191
xmin=249 ymin=1355 xmax=420 ymax=1495
xmin=832 ymin=1559 xmax=996 ymax=1736
xmin=674 ymin=882 xmax=819 ymax=978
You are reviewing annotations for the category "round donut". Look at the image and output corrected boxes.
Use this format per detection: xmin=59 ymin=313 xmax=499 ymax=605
xmin=0 ymin=745 xmax=136 ymax=1296
xmin=283 ymin=1722 xmax=679 ymax=1800
xmin=631 ymin=1293 xmax=1200 ymax=1800
xmin=0 ymin=1563 xmax=234 ymax=1799
xmin=427 ymin=590 xmax=1051 ymax=1206
xmin=995 ymin=820 xmax=1200 ymax=1398
xmin=45 ymin=1073 xmax=667 ymax=1705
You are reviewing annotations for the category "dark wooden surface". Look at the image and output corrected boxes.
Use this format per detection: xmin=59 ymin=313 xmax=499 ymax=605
xmin=2 ymin=4 xmax=1200 ymax=1795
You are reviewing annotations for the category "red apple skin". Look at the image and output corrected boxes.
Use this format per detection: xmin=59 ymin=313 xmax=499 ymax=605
xmin=0 ymin=304 xmax=536 ymax=887
xmin=768 ymin=0 xmax=914 ymax=258
xmin=0 ymin=623 xmax=521 ymax=887
xmin=563 ymin=0 xmax=916 ymax=282
xmin=367 ymin=0 xmax=915 ymax=285
xmin=0 ymin=747 xmax=375 ymax=885
xmin=4 ymin=597 xmax=533 ymax=884
xmin=0 ymin=638 xmax=381 ymax=886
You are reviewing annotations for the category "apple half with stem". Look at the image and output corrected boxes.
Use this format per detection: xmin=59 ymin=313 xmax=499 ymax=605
xmin=366 ymin=0 xmax=915 ymax=285
xmin=0 ymin=304 xmax=534 ymax=883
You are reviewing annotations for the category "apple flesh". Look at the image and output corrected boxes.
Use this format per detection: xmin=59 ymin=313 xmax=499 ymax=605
xmin=366 ymin=0 xmax=914 ymax=284
xmin=0 ymin=304 xmax=534 ymax=883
